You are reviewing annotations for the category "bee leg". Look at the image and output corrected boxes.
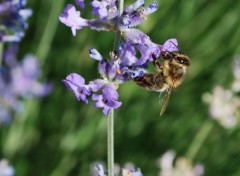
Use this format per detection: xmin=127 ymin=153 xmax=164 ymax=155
xmin=133 ymin=74 xmax=153 ymax=87
xmin=152 ymin=54 xmax=162 ymax=70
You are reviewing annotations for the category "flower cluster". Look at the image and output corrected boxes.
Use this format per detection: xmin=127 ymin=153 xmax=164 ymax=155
xmin=0 ymin=159 xmax=14 ymax=176
xmin=60 ymin=1 xmax=180 ymax=116
xmin=159 ymin=150 xmax=204 ymax=176
xmin=63 ymin=38 xmax=178 ymax=115
xmin=0 ymin=44 xmax=51 ymax=124
xmin=0 ymin=0 xmax=32 ymax=42
xmin=59 ymin=0 xmax=179 ymax=65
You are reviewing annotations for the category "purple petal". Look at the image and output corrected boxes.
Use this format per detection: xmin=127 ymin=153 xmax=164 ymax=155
xmin=102 ymin=85 xmax=119 ymax=100
xmin=65 ymin=73 xmax=85 ymax=86
xmin=107 ymin=100 xmax=122 ymax=109
xmin=89 ymin=48 xmax=103 ymax=61
xmin=136 ymin=42 xmax=161 ymax=66
xmin=98 ymin=59 xmax=109 ymax=77
xmin=89 ymin=79 xmax=108 ymax=92
xmin=90 ymin=0 xmax=117 ymax=19
xmin=103 ymin=106 xmax=111 ymax=116
xmin=123 ymin=29 xmax=152 ymax=46
xmin=144 ymin=1 xmax=159 ymax=15
xmin=127 ymin=68 xmax=146 ymax=78
xmin=62 ymin=73 xmax=90 ymax=103
xmin=162 ymin=38 xmax=179 ymax=52
xmin=124 ymin=0 xmax=145 ymax=12
xmin=92 ymin=94 xmax=101 ymax=101
xmin=95 ymin=100 xmax=105 ymax=108
xmin=80 ymin=93 xmax=88 ymax=103
xmin=76 ymin=0 xmax=85 ymax=8
xmin=59 ymin=4 xmax=88 ymax=36
xmin=22 ymin=54 xmax=40 ymax=78
xmin=120 ymin=42 xmax=138 ymax=66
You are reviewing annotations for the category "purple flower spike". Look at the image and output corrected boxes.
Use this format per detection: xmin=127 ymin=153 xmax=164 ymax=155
xmin=62 ymin=73 xmax=90 ymax=103
xmin=92 ymin=85 xmax=122 ymax=116
xmin=76 ymin=0 xmax=85 ymax=8
xmin=162 ymin=38 xmax=179 ymax=52
xmin=59 ymin=4 xmax=88 ymax=36
xmin=144 ymin=1 xmax=159 ymax=15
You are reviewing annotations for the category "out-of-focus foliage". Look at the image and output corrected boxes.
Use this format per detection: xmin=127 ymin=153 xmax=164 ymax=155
xmin=1 ymin=0 xmax=240 ymax=175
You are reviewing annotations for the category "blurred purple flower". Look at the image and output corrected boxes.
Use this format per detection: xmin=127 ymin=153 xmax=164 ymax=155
xmin=63 ymin=73 xmax=90 ymax=103
xmin=0 ymin=159 xmax=14 ymax=176
xmin=0 ymin=48 xmax=51 ymax=124
xmin=92 ymin=85 xmax=121 ymax=115
xmin=0 ymin=0 xmax=32 ymax=42
xmin=76 ymin=0 xmax=85 ymax=8
xmin=10 ymin=55 xmax=51 ymax=97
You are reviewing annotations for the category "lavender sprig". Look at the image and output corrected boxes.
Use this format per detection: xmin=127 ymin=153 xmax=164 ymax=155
xmin=0 ymin=0 xmax=32 ymax=42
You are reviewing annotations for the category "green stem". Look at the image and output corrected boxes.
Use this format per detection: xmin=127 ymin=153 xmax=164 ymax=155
xmin=0 ymin=43 xmax=3 ymax=66
xmin=113 ymin=0 xmax=124 ymax=51
xmin=108 ymin=109 xmax=114 ymax=176
xmin=185 ymin=120 xmax=214 ymax=161
xmin=107 ymin=1 xmax=124 ymax=175
xmin=35 ymin=0 xmax=65 ymax=66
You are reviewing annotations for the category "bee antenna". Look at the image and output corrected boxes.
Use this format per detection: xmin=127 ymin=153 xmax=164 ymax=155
xmin=169 ymin=41 xmax=185 ymax=54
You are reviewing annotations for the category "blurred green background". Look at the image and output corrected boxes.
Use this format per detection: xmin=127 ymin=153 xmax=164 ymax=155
xmin=1 ymin=0 xmax=240 ymax=175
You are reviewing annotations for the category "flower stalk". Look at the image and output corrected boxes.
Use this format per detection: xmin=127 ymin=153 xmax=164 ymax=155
xmin=0 ymin=43 xmax=3 ymax=66
xmin=108 ymin=1 xmax=124 ymax=175
xmin=185 ymin=120 xmax=214 ymax=161
xmin=113 ymin=0 xmax=124 ymax=52
xmin=107 ymin=109 xmax=114 ymax=176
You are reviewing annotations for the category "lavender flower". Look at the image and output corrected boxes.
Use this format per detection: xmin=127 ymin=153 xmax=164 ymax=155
xmin=0 ymin=0 xmax=32 ymax=42
xmin=59 ymin=4 xmax=88 ymax=36
xmin=0 ymin=159 xmax=14 ymax=176
xmin=60 ymin=0 xmax=181 ymax=115
xmin=159 ymin=150 xmax=204 ymax=176
xmin=63 ymin=73 xmax=90 ymax=103
xmin=92 ymin=85 xmax=121 ymax=115
xmin=59 ymin=0 xmax=165 ymax=65
xmin=0 ymin=46 xmax=51 ymax=124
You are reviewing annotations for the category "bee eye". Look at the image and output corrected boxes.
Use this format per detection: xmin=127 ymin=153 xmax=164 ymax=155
xmin=176 ymin=57 xmax=184 ymax=64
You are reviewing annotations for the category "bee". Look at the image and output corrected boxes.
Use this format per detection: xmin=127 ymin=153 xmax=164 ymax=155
xmin=133 ymin=49 xmax=191 ymax=116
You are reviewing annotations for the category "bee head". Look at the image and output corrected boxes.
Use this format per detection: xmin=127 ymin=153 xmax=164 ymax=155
xmin=174 ymin=54 xmax=191 ymax=67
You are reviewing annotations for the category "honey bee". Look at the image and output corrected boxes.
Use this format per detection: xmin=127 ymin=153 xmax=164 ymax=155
xmin=133 ymin=49 xmax=191 ymax=116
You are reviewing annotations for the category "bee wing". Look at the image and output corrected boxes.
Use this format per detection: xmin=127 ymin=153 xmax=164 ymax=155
xmin=160 ymin=86 xmax=173 ymax=116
